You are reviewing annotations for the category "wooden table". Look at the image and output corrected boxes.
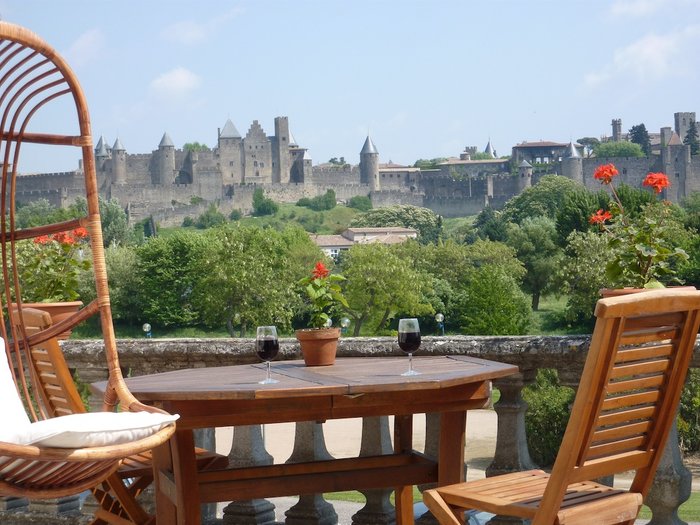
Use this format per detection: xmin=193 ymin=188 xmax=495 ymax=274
xmin=110 ymin=356 xmax=517 ymax=525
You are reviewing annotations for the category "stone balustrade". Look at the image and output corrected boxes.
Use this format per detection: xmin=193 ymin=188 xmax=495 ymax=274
xmin=3 ymin=334 xmax=698 ymax=524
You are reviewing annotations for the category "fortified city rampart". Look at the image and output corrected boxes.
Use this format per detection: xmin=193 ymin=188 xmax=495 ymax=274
xmin=13 ymin=112 xmax=700 ymax=224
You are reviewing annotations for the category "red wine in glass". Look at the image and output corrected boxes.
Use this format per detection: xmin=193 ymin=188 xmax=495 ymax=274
xmin=398 ymin=318 xmax=421 ymax=376
xmin=256 ymin=326 xmax=279 ymax=384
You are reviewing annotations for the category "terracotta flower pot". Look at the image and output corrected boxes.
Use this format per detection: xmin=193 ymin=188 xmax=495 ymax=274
xmin=13 ymin=301 xmax=83 ymax=340
xmin=295 ymin=327 xmax=341 ymax=366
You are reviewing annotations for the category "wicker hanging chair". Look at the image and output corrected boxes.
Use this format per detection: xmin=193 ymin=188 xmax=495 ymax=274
xmin=0 ymin=21 xmax=177 ymax=500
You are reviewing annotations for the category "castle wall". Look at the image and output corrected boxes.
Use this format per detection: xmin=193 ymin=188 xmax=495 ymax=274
xmin=371 ymin=189 xmax=423 ymax=208
xmin=310 ymin=166 xmax=361 ymax=185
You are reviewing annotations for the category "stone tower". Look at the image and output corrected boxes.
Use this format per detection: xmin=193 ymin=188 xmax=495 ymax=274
xmin=272 ymin=117 xmax=291 ymax=184
xmin=112 ymin=137 xmax=127 ymax=185
xmin=243 ymin=121 xmax=273 ymax=183
xmin=156 ymin=132 xmax=176 ymax=185
xmin=611 ymin=119 xmax=622 ymax=141
xmin=517 ymin=160 xmax=533 ymax=191
xmin=360 ymin=135 xmax=379 ymax=191
xmin=218 ymin=119 xmax=244 ymax=185
xmin=95 ymin=135 xmax=110 ymax=171
xmin=674 ymin=112 xmax=697 ymax=142
xmin=561 ymin=141 xmax=583 ymax=184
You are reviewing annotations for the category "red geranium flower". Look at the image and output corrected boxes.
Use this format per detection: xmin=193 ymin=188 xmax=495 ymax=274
xmin=34 ymin=235 xmax=50 ymax=245
xmin=593 ymin=163 xmax=619 ymax=184
xmin=72 ymin=227 xmax=88 ymax=239
xmin=589 ymin=209 xmax=613 ymax=224
xmin=312 ymin=261 xmax=330 ymax=279
xmin=642 ymin=172 xmax=670 ymax=194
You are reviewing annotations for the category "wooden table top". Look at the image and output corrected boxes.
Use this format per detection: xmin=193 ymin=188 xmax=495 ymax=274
xmin=106 ymin=355 xmax=517 ymax=402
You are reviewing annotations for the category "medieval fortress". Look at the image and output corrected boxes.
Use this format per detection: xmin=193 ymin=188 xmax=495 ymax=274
xmin=16 ymin=112 xmax=700 ymax=226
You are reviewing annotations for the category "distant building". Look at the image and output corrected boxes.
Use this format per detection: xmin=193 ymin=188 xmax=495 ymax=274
xmin=311 ymin=227 xmax=418 ymax=258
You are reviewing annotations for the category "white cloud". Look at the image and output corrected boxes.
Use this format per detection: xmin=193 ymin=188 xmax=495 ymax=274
xmin=584 ymin=24 xmax=700 ymax=89
xmin=64 ymin=29 xmax=104 ymax=67
xmin=610 ymin=0 xmax=668 ymax=17
xmin=161 ymin=7 xmax=244 ymax=46
xmin=149 ymin=67 xmax=201 ymax=100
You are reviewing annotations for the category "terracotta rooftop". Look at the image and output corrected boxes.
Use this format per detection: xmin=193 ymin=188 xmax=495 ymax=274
xmin=514 ymin=141 xmax=569 ymax=148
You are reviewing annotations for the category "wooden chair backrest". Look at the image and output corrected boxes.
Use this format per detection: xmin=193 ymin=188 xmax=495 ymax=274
xmin=10 ymin=307 xmax=86 ymax=420
xmin=535 ymin=289 xmax=700 ymax=523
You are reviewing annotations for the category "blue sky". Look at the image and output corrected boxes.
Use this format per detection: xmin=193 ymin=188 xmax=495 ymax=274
xmin=3 ymin=0 xmax=699 ymax=173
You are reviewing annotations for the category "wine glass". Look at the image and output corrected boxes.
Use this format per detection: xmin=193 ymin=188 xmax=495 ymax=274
xmin=398 ymin=318 xmax=421 ymax=376
xmin=256 ymin=326 xmax=279 ymax=384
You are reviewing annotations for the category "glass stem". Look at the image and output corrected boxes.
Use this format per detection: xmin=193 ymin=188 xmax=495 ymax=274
xmin=266 ymin=361 xmax=271 ymax=382
xmin=408 ymin=353 xmax=413 ymax=374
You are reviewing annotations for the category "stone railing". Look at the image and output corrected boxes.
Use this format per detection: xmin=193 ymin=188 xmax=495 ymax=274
xmin=3 ymin=335 xmax=698 ymax=524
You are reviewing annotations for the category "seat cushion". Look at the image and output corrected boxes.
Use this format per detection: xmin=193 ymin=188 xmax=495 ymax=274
xmin=0 ymin=411 xmax=178 ymax=448
xmin=0 ymin=338 xmax=31 ymax=429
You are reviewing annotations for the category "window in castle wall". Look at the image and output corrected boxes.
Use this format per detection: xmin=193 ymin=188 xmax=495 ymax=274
xmin=256 ymin=171 xmax=260 ymax=176
xmin=622 ymin=168 xmax=627 ymax=175
xmin=260 ymin=162 xmax=264 ymax=168
xmin=676 ymin=172 xmax=680 ymax=178
xmin=230 ymin=161 xmax=234 ymax=166
xmin=254 ymin=161 xmax=258 ymax=167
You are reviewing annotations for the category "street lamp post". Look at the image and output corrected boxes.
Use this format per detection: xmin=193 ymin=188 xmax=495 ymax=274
xmin=142 ymin=323 xmax=152 ymax=338
xmin=340 ymin=317 xmax=350 ymax=335
xmin=434 ymin=313 xmax=445 ymax=336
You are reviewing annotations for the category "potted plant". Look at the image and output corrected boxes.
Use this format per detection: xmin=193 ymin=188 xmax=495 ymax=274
xmin=589 ymin=163 xmax=689 ymax=296
xmin=296 ymin=261 xmax=348 ymax=366
xmin=13 ymin=227 xmax=91 ymax=338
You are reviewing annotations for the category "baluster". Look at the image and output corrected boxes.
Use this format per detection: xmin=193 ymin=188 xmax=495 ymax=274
xmin=223 ymin=424 xmax=277 ymax=524
xmin=485 ymin=371 xmax=538 ymax=525
xmin=645 ymin=416 xmax=691 ymax=525
xmin=284 ymin=421 xmax=338 ymax=525
xmin=352 ymin=415 xmax=395 ymax=525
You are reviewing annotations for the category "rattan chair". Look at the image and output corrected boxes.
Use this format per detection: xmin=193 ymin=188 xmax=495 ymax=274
xmin=424 ymin=288 xmax=700 ymax=525
xmin=0 ymin=20 xmax=178 ymax=513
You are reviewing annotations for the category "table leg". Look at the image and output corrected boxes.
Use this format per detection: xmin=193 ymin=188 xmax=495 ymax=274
xmin=438 ymin=411 xmax=466 ymax=486
xmin=394 ymin=414 xmax=414 ymax=525
xmin=171 ymin=429 xmax=201 ymax=525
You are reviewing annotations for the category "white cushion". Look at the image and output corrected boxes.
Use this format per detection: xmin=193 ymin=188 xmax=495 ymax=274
xmin=0 ymin=411 xmax=178 ymax=448
xmin=0 ymin=338 xmax=31 ymax=429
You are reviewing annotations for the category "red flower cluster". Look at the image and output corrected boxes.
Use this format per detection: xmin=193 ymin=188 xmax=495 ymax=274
xmin=642 ymin=172 xmax=670 ymax=194
xmin=589 ymin=209 xmax=613 ymax=224
xmin=34 ymin=227 xmax=88 ymax=246
xmin=593 ymin=163 xmax=619 ymax=184
xmin=311 ymin=261 xmax=330 ymax=279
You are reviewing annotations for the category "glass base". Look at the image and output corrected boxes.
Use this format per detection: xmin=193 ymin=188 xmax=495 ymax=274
xmin=259 ymin=377 xmax=279 ymax=384
xmin=401 ymin=369 xmax=421 ymax=377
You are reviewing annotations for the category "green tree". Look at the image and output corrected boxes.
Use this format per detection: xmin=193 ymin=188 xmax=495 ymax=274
xmin=576 ymin=137 xmax=600 ymax=158
xmin=555 ymin=188 xmax=609 ymax=244
xmin=556 ymin=231 xmax=613 ymax=327
xmin=183 ymin=142 xmax=210 ymax=152
xmin=628 ymin=123 xmax=651 ymax=155
xmin=350 ymin=204 xmax=443 ymax=244
xmin=347 ymin=195 xmax=372 ymax=212
xmin=684 ymin=122 xmax=699 ymax=156
xmin=70 ymin=197 xmax=132 ymax=246
xmin=194 ymin=204 xmax=226 ymax=229
xmin=15 ymin=198 xmax=77 ymax=228
xmin=413 ymin=158 xmax=447 ymax=169
xmin=457 ymin=266 xmax=531 ymax=335
xmin=193 ymin=225 xmax=302 ymax=335
xmin=473 ymin=206 xmax=509 ymax=242
xmin=502 ymin=175 xmax=582 ymax=224
xmin=252 ymin=188 xmax=279 ymax=216
xmin=506 ymin=217 xmax=562 ymax=310
xmin=297 ymin=190 xmax=337 ymax=211
xmin=341 ymin=243 xmax=433 ymax=335
xmin=136 ymin=230 xmax=207 ymax=326
xmin=593 ymin=141 xmax=644 ymax=158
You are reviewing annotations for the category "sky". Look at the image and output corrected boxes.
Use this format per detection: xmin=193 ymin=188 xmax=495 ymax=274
xmin=2 ymin=0 xmax=699 ymax=173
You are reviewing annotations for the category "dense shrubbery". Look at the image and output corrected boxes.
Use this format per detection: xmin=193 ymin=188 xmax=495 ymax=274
xmin=347 ymin=195 xmax=372 ymax=211
xmin=522 ymin=369 xmax=575 ymax=466
xmin=297 ymin=189 xmax=337 ymax=211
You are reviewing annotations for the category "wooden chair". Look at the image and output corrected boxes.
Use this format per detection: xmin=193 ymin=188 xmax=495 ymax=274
xmin=0 ymin=21 xmax=222 ymax=524
xmin=424 ymin=288 xmax=700 ymax=525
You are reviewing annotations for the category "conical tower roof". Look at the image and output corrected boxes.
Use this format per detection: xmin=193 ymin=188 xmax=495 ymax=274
xmin=288 ymin=130 xmax=298 ymax=147
xmin=360 ymin=135 xmax=378 ymax=155
xmin=220 ymin=118 xmax=241 ymax=139
xmin=95 ymin=136 xmax=109 ymax=157
xmin=519 ymin=160 xmax=532 ymax=168
xmin=484 ymin=140 xmax=496 ymax=158
xmin=159 ymin=132 xmax=174 ymax=148
xmin=112 ymin=137 xmax=125 ymax=151
xmin=565 ymin=141 xmax=580 ymax=158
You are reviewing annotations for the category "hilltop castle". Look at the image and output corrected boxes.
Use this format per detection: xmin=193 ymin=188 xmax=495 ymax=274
xmin=14 ymin=112 xmax=700 ymax=224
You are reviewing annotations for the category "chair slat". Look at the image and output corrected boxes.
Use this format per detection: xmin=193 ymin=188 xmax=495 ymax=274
xmin=606 ymin=375 xmax=664 ymax=394
xmin=615 ymin=344 xmax=673 ymax=363
xmin=601 ymin=390 xmax=659 ymax=411
xmin=610 ymin=359 xmax=669 ymax=379
xmin=591 ymin=421 xmax=651 ymax=444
